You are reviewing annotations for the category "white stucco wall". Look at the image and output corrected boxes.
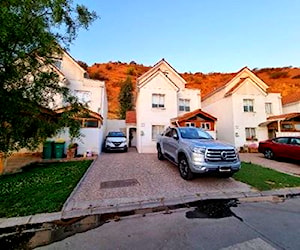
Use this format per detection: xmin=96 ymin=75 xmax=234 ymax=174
xmin=283 ymin=102 xmax=300 ymax=113
xmin=54 ymin=127 xmax=103 ymax=155
xmin=50 ymin=52 xmax=108 ymax=154
xmin=135 ymin=60 xmax=205 ymax=153
xmin=202 ymin=96 xmax=234 ymax=144
xmin=178 ymin=88 xmax=201 ymax=114
xmin=106 ymin=119 xmax=126 ymax=135
xmin=202 ymin=78 xmax=282 ymax=148
xmin=136 ymin=74 xmax=179 ymax=153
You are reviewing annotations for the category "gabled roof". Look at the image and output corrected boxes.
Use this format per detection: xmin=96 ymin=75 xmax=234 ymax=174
xmin=137 ymin=69 xmax=180 ymax=91
xmin=282 ymin=92 xmax=300 ymax=105
xmin=171 ymin=109 xmax=217 ymax=123
xmin=203 ymin=67 xmax=270 ymax=100
xmin=125 ymin=111 xmax=136 ymax=124
xmin=224 ymin=77 xmax=248 ymax=97
xmin=137 ymin=58 xmax=186 ymax=89
xmin=55 ymin=106 xmax=103 ymax=121
xmin=62 ymin=50 xmax=87 ymax=75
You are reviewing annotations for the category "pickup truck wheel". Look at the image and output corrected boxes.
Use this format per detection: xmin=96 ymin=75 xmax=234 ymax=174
xmin=178 ymin=156 xmax=194 ymax=180
xmin=157 ymin=145 xmax=165 ymax=160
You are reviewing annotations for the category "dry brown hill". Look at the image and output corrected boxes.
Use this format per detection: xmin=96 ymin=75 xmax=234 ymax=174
xmin=87 ymin=62 xmax=300 ymax=119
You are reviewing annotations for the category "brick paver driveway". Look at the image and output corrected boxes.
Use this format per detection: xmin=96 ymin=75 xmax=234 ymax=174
xmin=64 ymin=148 xmax=250 ymax=212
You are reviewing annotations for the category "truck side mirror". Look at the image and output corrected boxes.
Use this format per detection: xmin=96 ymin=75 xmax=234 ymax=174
xmin=173 ymin=134 xmax=178 ymax=140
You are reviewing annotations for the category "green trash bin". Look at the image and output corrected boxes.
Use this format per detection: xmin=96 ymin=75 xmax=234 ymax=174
xmin=43 ymin=141 xmax=53 ymax=159
xmin=54 ymin=142 xmax=65 ymax=159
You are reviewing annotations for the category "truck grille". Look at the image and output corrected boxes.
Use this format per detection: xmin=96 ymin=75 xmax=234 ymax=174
xmin=206 ymin=149 xmax=237 ymax=162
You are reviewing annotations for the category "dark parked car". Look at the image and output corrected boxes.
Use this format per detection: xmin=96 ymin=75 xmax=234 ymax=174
xmin=104 ymin=131 xmax=128 ymax=152
xmin=258 ymin=136 xmax=300 ymax=161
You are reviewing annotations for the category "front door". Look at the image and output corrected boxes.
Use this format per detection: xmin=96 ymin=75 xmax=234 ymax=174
xmin=129 ymin=128 xmax=137 ymax=147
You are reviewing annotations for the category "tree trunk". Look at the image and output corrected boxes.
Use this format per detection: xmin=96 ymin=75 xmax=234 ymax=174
xmin=0 ymin=153 xmax=5 ymax=174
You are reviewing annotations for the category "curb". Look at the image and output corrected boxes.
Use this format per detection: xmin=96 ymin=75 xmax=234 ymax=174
xmin=1 ymin=187 xmax=299 ymax=229
xmin=61 ymin=156 xmax=99 ymax=212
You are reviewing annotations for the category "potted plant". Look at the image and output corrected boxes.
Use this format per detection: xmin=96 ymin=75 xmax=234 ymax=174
xmin=67 ymin=142 xmax=78 ymax=159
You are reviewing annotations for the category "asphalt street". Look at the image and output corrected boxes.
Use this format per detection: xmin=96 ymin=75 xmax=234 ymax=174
xmin=38 ymin=197 xmax=300 ymax=250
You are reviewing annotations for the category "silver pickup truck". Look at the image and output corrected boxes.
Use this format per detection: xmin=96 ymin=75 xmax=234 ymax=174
xmin=156 ymin=127 xmax=241 ymax=180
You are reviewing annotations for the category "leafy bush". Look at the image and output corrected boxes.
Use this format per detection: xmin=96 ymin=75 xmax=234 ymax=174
xmin=90 ymin=71 xmax=108 ymax=81
xmin=127 ymin=67 xmax=135 ymax=76
xmin=269 ymin=71 xmax=289 ymax=79
xmin=292 ymin=74 xmax=300 ymax=79
xmin=105 ymin=64 xmax=112 ymax=70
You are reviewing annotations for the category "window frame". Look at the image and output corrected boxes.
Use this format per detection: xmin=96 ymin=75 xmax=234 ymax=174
xmin=75 ymin=90 xmax=92 ymax=104
xmin=76 ymin=118 xmax=100 ymax=128
xmin=245 ymin=127 xmax=257 ymax=141
xmin=152 ymin=125 xmax=165 ymax=140
xmin=179 ymin=98 xmax=191 ymax=112
xmin=265 ymin=102 xmax=272 ymax=115
xmin=185 ymin=122 xmax=195 ymax=127
xmin=243 ymin=99 xmax=254 ymax=112
xmin=152 ymin=94 xmax=165 ymax=109
xmin=201 ymin=122 xmax=211 ymax=130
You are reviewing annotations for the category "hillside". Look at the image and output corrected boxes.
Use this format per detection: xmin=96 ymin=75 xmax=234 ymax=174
xmin=87 ymin=62 xmax=300 ymax=119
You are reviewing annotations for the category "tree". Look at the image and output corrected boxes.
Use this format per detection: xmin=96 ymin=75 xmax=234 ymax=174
xmin=0 ymin=0 xmax=97 ymax=172
xmin=77 ymin=60 xmax=89 ymax=70
xmin=118 ymin=77 xmax=133 ymax=119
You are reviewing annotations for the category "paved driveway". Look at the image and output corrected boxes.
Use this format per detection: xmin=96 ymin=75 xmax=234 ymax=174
xmin=64 ymin=148 xmax=250 ymax=213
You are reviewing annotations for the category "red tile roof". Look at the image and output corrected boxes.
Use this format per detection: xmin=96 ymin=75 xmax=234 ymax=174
xmin=171 ymin=109 xmax=217 ymax=122
xmin=55 ymin=106 xmax=103 ymax=121
xmin=125 ymin=111 xmax=136 ymax=124
xmin=282 ymin=92 xmax=300 ymax=105
xmin=267 ymin=112 xmax=300 ymax=121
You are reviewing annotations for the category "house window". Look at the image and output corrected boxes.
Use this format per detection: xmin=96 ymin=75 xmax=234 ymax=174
xmin=265 ymin=103 xmax=272 ymax=114
xmin=84 ymin=119 xmax=99 ymax=128
xmin=152 ymin=94 xmax=165 ymax=108
xmin=295 ymin=124 xmax=300 ymax=131
xmin=243 ymin=99 xmax=254 ymax=112
xmin=152 ymin=125 xmax=165 ymax=140
xmin=281 ymin=123 xmax=293 ymax=131
xmin=201 ymin=122 xmax=211 ymax=130
xmin=75 ymin=90 xmax=91 ymax=104
xmin=76 ymin=118 xmax=100 ymax=128
xmin=185 ymin=122 xmax=195 ymax=127
xmin=53 ymin=59 xmax=62 ymax=70
xmin=245 ymin=127 xmax=256 ymax=140
xmin=179 ymin=99 xmax=190 ymax=111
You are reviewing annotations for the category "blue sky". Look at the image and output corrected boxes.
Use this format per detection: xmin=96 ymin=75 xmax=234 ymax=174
xmin=70 ymin=0 xmax=300 ymax=73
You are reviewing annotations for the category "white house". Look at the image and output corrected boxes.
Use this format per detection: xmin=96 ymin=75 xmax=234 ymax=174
xmin=132 ymin=59 xmax=202 ymax=153
xmin=282 ymin=92 xmax=300 ymax=113
xmin=52 ymin=51 xmax=108 ymax=155
xmin=202 ymin=67 xmax=282 ymax=149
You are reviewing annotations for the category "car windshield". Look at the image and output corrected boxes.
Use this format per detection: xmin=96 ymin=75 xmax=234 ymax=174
xmin=107 ymin=132 xmax=125 ymax=137
xmin=179 ymin=127 xmax=212 ymax=139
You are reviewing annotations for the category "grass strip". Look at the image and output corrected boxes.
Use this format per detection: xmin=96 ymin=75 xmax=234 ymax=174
xmin=234 ymin=162 xmax=300 ymax=191
xmin=0 ymin=160 xmax=92 ymax=218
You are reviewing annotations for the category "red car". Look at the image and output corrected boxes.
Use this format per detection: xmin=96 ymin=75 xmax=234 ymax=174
xmin=258 ymin=136 xmax=300 ymax=161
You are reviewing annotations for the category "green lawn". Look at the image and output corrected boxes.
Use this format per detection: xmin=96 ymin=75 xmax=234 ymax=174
xmin=234 ymin=162 xmax=300 ymax=191
xmin=0 ymin=160 xmax=92 ymax=218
